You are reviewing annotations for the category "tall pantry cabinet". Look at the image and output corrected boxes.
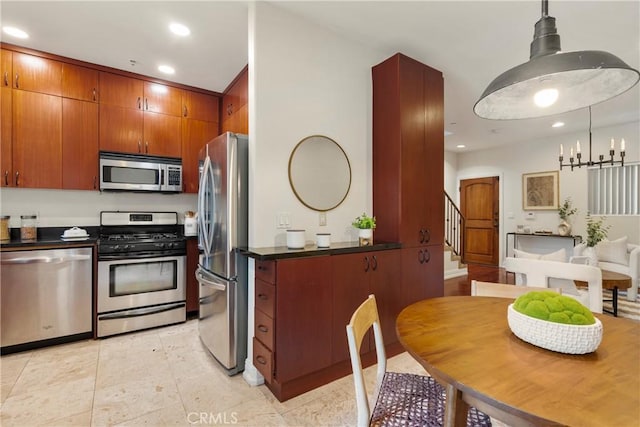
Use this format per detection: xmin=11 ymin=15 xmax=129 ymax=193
xmin=372 ymin=53 xmax=445 ymax=304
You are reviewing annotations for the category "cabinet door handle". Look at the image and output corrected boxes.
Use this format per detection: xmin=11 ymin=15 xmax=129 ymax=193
xmin=419 ymin=229 xmax=425 ymax=244
xmin=137 ymin=97 xmax=141 ymax=109
xmin=227 ymin=103 xmax=233 ymax=115
xmin=145 ymin=98 xmax=148 ymax=110
xmin=364 ymin=256 xmax=370 ymax=273
xmin=257 ymin=324 xmax=268 ymax=333
xmin=423 ymin=248 xmax=430 ymax=263
xmin=256 ymin=355 xmax=267 ymax=365
xmin=257 ymin=293 xmax=268 ymax=300
xmin=93 ymin=176 xmax=97 ymax=189
xmin=4 ymin=171 xmax=8 ymax=186
xmin=145 ymin=141 xmax=149 ymax=153
xmin=14 ymin=73 xmax=19 ymax=88
xmin=138 ymin=141 xmax=142 ymax=153
xmin=183 ymin=105 xmax=188 ymax=117
xmin=424 ymin=229 xmax=430 ymax=243
xmin=15 ymin=171 xmax=19 ymax=186
xmin=3 ymin=71 xmax=7 ymax=86
xmin=418 ymin=249 xmax=424 ymax=264
xmin=92 ymin=88 xmax=97 ymax=101
xmin=371 ymin=255 xmax=378 ymax=271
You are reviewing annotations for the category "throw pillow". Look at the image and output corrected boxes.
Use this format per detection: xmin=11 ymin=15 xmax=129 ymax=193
xmin=596 ymin=236 xmax=628 ymax=266
xmin=513 ymin=248 xmax=567 ymax=262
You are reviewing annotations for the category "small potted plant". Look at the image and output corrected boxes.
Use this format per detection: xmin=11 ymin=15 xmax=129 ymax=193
xmin=508 ymin=290 xmax=602 ymax=354
xmin=584 ymin=213 xmax=610 ymax=266
xmin=557 ymin=197 xmax=577 ymax=236
xmin=352 ymin=212 xmax=376 ymax=246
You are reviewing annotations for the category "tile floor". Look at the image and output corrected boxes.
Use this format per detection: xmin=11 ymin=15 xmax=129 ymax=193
xmin=1 ymin=319 xmax=458 ymax=427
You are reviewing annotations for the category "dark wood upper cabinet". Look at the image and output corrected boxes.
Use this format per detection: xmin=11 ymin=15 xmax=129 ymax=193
xmin=221 ymin=67 xmax=248 ymax=135
xmin=62 ymin=63 xmax=98 ymax=102
xmin=12 ymin=52 xmax=62 ymax=96
xmin=99 ymin=72 xmax=143 ymax=109
xmin=99 ymin=103 xmax=144 ymax=154
xmin=1 ymin=49 xmax=12 ymax=88
xmin=12 ymin=90 xmax=62 ymax=188
xmin=373 ymin=53 xmax=444 ymax=247
xmin=182 ymin=90 xmax=219 ymax=122
xmin=1 ymin=87 xmax=12 ymax=187
xmin=143 ymin=112 xmax=182 ymax=157
xmin=143 ymin=81 xmax=182 ymax=116
xmin=181 ymin=118 xmax=218 ymax=193
xmin=62 ymin=98 xmax=98 ymax=190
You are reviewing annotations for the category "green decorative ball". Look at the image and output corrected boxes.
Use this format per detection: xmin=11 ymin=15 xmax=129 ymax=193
xmin=513 ymin=291 xmax=596 ymax=325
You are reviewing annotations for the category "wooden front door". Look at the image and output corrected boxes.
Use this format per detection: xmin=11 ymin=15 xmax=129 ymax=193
xmin=460 ymin=177 xmax=499 ymax=265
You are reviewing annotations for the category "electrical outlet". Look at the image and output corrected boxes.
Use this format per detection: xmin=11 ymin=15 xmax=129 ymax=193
xmin=319 ymin=212 xmax=327 ymax=226
xmin=276 ymin=212 xmax=290 ymax=229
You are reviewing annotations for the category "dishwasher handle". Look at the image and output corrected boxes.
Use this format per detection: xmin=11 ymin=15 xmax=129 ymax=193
xmin=195 ymin=267 xmax=226 ymax=291
xmin=1 ymin=254 xmax=92 ymax=265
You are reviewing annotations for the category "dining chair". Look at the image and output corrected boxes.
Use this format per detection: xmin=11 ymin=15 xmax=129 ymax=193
xmin=346 ymin=294 xmax=492 ymax=427
xmin=471 ymin=280 xmax=562 ymax=298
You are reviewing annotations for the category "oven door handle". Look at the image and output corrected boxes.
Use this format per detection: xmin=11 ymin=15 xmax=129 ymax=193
xmin=98 ymin=302 xmax=186 ymax=320
xmin=195 ymin=268 xmax=226 ymax=291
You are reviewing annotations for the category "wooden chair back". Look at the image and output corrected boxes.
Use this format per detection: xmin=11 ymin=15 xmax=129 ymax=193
xmin=471 ymin=280 xmax=562 ymax=298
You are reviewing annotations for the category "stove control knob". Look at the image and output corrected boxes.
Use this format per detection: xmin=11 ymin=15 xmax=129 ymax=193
xmin=157 ymin=243 xmax=166 ymax=249
xmin=113 ymin=245 xmax=120 ymax=251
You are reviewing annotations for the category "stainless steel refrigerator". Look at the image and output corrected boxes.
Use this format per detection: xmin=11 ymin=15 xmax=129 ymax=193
xmin=196 ymin=132 xmax=248 ymax=375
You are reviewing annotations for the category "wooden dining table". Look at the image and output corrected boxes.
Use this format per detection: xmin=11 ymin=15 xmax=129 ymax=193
xmin=396 ymin=296 xmax=640 ymax=427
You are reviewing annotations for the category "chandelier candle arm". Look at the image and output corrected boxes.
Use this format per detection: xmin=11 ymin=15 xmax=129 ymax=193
xmin=559 ymin=107 xmax=626 ymax=171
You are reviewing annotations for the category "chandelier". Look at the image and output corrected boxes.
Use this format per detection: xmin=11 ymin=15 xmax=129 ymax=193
xmin=559 ymin=106 xmax=625 ymax=171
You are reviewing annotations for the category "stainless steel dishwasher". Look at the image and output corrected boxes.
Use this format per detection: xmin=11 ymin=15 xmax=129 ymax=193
xmin=1 ymin=247 xmax=93 ymax=352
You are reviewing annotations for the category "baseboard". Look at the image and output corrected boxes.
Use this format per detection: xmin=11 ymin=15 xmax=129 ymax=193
xmin=242 ymin=359 xmax=265 ymax=386
xmin=444 ymin=268 xmax=468 ymax=280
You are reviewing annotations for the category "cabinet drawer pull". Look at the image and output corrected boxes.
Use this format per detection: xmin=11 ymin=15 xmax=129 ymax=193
xmin=15 ymin=171 xmax=19 ymax=186
xmin=257 ymin=293 xmax=268 ymax=300
xmin=257 ymin=324 xmax=268 ymax=333
xmin=418 ymin=249 xmax=425 ymax=264
xmin=424 ymin=229 xmax=430 ymax=243
xmin=419 ymin=229 xmax=425 ymax=244
xmin=227 ymin=103 xmax=233 ymax=115
xmin=256 ymin=355 xmax=267 ymax=365
xmin=4 ymin=171 xmax=8 ymax=186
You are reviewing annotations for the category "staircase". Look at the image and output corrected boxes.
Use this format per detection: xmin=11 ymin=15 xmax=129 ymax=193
xmin=444 ymin=191 xmax=467 ymax=279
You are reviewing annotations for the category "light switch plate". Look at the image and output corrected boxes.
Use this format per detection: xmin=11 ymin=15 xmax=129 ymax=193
xmin=319 ymin=212 xmax=327 ymax=226
xmin=276 ymin=212 xmax=290 ymax=229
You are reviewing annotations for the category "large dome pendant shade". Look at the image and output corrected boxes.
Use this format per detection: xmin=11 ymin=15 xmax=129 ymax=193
xmin=474 ymin=0 xmax=640 ymax=120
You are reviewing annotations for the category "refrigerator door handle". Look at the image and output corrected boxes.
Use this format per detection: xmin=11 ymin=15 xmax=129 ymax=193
xmin=198 ymin=156 xmax=212 ymax=256
xmin=196 ymin=267 xmax=226 ymax=291
xmin=206 ymin=157 xmax=216 ymax=255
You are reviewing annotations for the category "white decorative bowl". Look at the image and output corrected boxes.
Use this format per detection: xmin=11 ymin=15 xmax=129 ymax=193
xmin=286 ymin=230 xmax=306 ymax=249
xmin=507 ymin=304 xmax=603 ymax=354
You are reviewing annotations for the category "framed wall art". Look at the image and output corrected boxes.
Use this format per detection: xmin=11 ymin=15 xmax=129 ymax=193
xmin=522 ymin=171 xmax=559 ymax=210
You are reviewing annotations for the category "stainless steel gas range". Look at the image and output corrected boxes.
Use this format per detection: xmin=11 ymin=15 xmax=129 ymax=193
xmin=97 ymin=211 xmax=186 ymax=338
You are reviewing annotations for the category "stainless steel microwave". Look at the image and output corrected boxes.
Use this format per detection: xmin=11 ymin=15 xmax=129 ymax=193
xmin=99 ymin=152 xmax=182 ymax=193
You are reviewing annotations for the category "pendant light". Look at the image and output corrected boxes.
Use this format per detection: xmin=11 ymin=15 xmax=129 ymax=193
xmin=474 ymin=0 xmax=639 ymax=120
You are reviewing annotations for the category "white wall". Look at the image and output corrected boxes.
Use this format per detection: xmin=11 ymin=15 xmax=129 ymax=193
xmin=0 ymin=188 xmax=197 ymax=228
xmin=455 ymin=120 xmax=640 ymax=261
xmin=249 ymin=2 xmax=384 ymax=248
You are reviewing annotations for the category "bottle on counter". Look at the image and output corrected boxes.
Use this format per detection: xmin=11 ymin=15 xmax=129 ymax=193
xmin=0 ymin=216 xmax=9 ymax=242
xmin=20 ymin=215 xmax=37 ymax=241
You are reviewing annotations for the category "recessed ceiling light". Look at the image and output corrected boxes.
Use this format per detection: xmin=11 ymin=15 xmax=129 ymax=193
xmin=169 ymin=22 xmax=190 ymax=37
xmin=3 ymin=26 xmax=29 ymax=39
xmin=456 ymin=144 xmax=466 ymax=149
xmin=158 ymin=65 xmax=175 ymax=75
xmin=551 ymin=121 xmax=565 ymax=128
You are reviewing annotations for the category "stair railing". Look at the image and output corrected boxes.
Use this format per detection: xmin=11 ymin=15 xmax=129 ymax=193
xmin=444 ymin=191 xmax=465 ymax=262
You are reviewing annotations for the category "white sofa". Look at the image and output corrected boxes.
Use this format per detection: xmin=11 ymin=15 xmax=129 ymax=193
xmin=574 ymin=239 xmax=640 ymax=301
xmin=503 ymin=257 xmax=603 ymax=313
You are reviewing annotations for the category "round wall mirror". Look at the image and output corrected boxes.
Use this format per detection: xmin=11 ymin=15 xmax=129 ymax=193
xmin=288 ymin=135 xmax=351 ymax=211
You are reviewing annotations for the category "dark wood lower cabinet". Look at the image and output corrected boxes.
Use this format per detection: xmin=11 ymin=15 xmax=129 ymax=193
xmin=402 ymin=245 xmax=444 ymax=307
xmin=252 ymin=248 xmax=407 ymax=402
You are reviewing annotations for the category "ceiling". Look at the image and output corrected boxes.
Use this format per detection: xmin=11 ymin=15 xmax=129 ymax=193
xmin=1 ymin=1 xmax=638 ymax=152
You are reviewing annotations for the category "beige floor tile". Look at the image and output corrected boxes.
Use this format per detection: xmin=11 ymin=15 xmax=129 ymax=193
xmin=0 ymin=351 xmax=32 ymax=403
xmin=96 ymin=344 xmax=172 ymax=390
xmin=98 ymin=329 xmax=164 ymax=360
xmin=226 ymin=394 xmax=287 ymax=426
xmin=49 ymin=410 xmax=93 ymax=426
xmin=280 ymin=386 xmax=357 ymax=427
xmin=114 ymin=402 xmax=189 ymax=426
xmin=92 ymin=373 xmax=182 ymax=426
xmin=0 ymin=376 xmax=95 ymax=426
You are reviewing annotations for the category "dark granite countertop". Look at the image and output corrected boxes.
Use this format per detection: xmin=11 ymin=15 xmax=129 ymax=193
xmin=0 ymin=226 xmax=99 ymax=250
xmin=237 ymin=241 xmax=402 ymax=260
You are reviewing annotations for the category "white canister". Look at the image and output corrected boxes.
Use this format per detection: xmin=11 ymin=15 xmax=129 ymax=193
xmin=286 ymin=230 xmax=306 ymax=249
xmin=184 ymin=217 xmax=198 ymax=236
xmin=316 ymin=233 xmax=331 ymax=248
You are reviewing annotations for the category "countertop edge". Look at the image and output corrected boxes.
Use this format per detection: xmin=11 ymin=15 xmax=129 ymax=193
xmin=237 ymin=241 xmax=402 ymax=260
